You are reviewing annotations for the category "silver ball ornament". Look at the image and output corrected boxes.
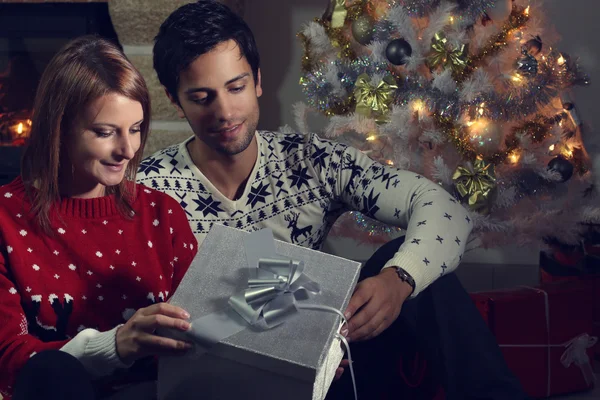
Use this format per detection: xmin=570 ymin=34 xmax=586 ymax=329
xmin=524 ymin=35 xmax=543 ymax=56
xmin=468 ymin=120 xmax=504 ymax=155
xmin=485 ymin=0 xmax=512 ymax=22
xmin=352 ymin=15 xmax=375 ymax=46
xmin=516 ymin=50 xmax=538 ymax=78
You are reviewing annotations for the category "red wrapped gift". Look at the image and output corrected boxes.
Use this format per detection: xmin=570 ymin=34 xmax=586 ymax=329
xmin=471 ymin=281 xmax=597 ymax=398
xmin=540 ymin=250 xmax=600 ymax=359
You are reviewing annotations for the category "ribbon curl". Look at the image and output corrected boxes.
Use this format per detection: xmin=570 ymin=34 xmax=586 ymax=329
xmin=428 ymin=32 xmax=469 ymax=74
xmin=452 ymin=158 xmax=496 ymax=214
xmin=353 ymin=73 xmax=398 ymax=123
xmin=229 ymin=258 xmax=321 ymax=329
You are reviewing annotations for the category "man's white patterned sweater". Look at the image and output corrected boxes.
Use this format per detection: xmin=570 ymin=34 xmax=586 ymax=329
xmin=137 ymin=131 xmax=472 ymax=296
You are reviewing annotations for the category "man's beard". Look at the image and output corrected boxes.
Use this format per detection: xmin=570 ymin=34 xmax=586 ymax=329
xmin=212 ymin=124 xmax=256 ymax=156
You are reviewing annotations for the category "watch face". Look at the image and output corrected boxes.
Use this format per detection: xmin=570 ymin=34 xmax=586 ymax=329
xmin=395 ymin=267 xmax=415 ymax=289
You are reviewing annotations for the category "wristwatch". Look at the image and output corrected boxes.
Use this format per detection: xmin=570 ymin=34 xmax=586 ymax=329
xmin=391 ymin=266 xmax=416 ymax=294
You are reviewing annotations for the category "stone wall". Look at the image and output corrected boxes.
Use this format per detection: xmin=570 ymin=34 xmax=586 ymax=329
xmin=107 ymin=0 xmax=245 ymax=156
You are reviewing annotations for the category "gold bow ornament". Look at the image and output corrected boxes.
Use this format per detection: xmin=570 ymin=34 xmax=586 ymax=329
xmin=353 ymin=73 xmax=398 ymax=123
xmin=428 ymin=32 xmax=469 ymax=74
xmin=452 ymin=158 xmax=497 ymax=214
xmin=331 ymin=0 xmax=348 ymax=28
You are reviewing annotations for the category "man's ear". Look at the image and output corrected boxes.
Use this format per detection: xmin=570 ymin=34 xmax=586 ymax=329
xmin=255 ymin=69 xmax=263 ymax=98
xmin=165 ymin=88 xmax=186 ymax=119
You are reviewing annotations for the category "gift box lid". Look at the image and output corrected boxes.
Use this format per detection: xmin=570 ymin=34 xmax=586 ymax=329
xmin=161 ymin=224 xmax=362 ymax=383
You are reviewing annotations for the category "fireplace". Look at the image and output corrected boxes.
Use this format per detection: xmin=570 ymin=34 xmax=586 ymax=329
xmin=0 ymin=2 xmax=119 ymax=185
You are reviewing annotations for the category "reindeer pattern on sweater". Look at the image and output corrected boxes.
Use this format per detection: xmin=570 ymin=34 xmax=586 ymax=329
xmin=137 ymin=131 xmax=472 ymax=297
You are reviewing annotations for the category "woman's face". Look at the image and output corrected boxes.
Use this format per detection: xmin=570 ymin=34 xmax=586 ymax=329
xmin=65 ymin=93 xmax=144 ymax=198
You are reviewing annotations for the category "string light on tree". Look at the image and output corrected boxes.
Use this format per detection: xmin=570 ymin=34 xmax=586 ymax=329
xmin=297 ymin=0 xmax=595 ymax=248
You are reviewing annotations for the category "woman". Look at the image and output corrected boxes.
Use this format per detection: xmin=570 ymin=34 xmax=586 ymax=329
xmin=0 ymin=36 xmax=197 ymax=399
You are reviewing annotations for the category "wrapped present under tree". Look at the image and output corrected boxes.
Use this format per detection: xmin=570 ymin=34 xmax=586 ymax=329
xmin=471 ymin=281 xmax=597 ymax=398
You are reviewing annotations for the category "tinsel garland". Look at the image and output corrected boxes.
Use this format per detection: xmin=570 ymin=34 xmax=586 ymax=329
xmin=302 ymin=36 xmax=586 ymax=123
xmin=433 ymin=113 xmax=520 ymax=164
xmin=512 ymin=113 xmax=567 ymax=144
xmin=454 ymin=0 xmax=504 ymax=26
xmin=399 ymin=0 xmax=442 ymax=17
xmin=351 ymin=211 xmax=403 ymax=236
xmin=298 ymin=31 xmax=315 ymax=73
xmin=300 ymin=56 xmax=390 ymax=116
xmin=458 ymin=5 xmax=530 ymax=82
xmin=399 ymin=0 xmax=503 ymax=24
xmin=466 ymin=51 xmax=589 ymax=122
xmin=329 ymin=212 xmax=404 ymax=244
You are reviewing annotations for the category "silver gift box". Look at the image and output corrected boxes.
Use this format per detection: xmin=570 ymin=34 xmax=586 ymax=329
xmin=157 ymin=224 xmax=361 ymax=400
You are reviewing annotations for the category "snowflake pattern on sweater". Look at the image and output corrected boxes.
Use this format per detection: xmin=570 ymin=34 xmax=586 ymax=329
xmin=0 ymin=178 xmax=197 ymax=398
xmin=137 ymin=131 xmax=472 ymax=297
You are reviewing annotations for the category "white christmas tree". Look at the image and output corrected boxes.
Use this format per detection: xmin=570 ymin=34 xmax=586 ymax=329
xmin=293 ymin=0 xmax=600 ymax=250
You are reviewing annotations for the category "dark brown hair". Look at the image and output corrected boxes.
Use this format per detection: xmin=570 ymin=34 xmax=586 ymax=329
xmin=21 ymin=35 xmax=151 ymax=232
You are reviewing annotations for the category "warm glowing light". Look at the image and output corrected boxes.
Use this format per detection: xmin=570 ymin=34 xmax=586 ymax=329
xmin=412 ymin=99 xmax=425 ymax=113
xmin=366 ymin=135 xmax=377 ymax=141
xmin=557 ymin=55 xmax=566 ymax=65
xmin=449 ymin=16 xmax=455 ymax=23
xmin=8 ymin=119 xmax=32 ymax=142
xmin=509 ymin=152 xmax=520 ymax=164
xmin=468 ymin=119 xmax=488 ymax=134
xmin=466 ymin=119 xmax=492 ymax=148
xmin=524 ymin=6 xmax=530 ymax=15
xmin=478 ymin=102 xmax=486 ymax=116
xmin=386 ymin=160 xmax=394 ymax=166
xmin=549 ymin=144 xmax=556 ymax=151
xmin=562 ymin=146 xmax=573 ymax=158
xmin=512 ymin=73 xmax=523 ymax=83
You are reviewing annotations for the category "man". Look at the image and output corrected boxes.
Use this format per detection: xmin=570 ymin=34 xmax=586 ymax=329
xmin=137 ymin=1 xmax=528 ymax=399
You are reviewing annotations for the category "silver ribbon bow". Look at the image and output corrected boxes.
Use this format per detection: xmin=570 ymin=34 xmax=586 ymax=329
xmin=185 ymin=228 xmax=324 ymax=347
xmin=229 ymin=258 xmax=321 ymax=329
xmin=560 ymin=333 xmax=598 ymax=386
xmin=561 ymin=333 xmax=598 ymax=367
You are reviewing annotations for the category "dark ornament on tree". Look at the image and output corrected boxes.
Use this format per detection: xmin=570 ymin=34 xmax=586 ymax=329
xmin=516 ymin=49 xmax=538 ymax=78
xmin=351 ymin=15 xmax=375 ymax=45
xmin=547 ymin=155 xmax=574 ymax=182
xmin=524 ymin=35 xmax=543 ymax=56
xmin=481 ymin=12 xmax=492 ymax=26
xmin=386 ymin=38 xmax=412 ymax=66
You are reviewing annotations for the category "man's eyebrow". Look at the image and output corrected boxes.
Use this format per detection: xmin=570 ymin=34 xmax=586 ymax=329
xmin=184 ymin=73 xmax=250 ymax=95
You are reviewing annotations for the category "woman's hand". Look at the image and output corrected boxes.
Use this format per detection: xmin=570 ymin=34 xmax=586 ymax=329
xmin=116 ymin=303 xmax=193 ymax=364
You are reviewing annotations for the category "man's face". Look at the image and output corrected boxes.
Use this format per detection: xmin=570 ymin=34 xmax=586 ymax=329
xmin=171 ymin=40 xmax=262 ymax=156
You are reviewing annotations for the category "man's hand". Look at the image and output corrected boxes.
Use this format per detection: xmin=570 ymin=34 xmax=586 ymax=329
xmin=342 ymin=267 xmax=413 ymax=342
